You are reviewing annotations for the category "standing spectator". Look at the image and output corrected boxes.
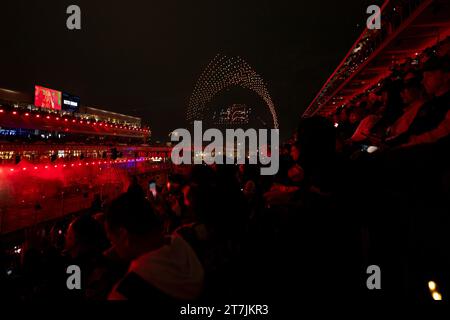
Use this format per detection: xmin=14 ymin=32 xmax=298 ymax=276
xmin=64 ymin=214 xmax=112 ymax=300
xmin=105 ymin=192 xmax=204 ymax=302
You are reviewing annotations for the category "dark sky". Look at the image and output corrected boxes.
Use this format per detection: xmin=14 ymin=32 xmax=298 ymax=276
xmin=1 ymin=0 xmax=383 ymax=140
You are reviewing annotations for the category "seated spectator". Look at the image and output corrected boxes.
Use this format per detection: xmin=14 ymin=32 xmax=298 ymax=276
xmin=350 ymin=112 xmax=382 ymax=143
xmin=335 ymin=107 xmax=355 ymax=139
xmin=350 ymin=79 xmax=404 ymax=145
xmin=105 ymin=192 xmax=204 ymax=301
xmin=391 ymin=56 xmax=450 ymax=146
xmin=386 ymin=71 xmax=427 ymax=140
xmin=348 ymin=106 xmax=365 ymax=128
xmin=347 ymin=95 xmax=384 ymax=143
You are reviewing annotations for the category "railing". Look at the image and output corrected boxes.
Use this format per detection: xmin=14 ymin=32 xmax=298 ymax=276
xmin=303 ymin=0 xmax=428 ymax=117
xmin=0 ymin=144 xmax=171 ymax=165
xmin=0 ymin=106 xmax=150 ymax=138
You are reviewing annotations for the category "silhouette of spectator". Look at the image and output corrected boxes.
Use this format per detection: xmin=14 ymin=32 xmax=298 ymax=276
xmin=105 ymin=192 xmax=204 ymax=302
xmin=398 ymin=56 xmax=450 ymax=146
xmin=64 ymin=214 xmax=112 ymax=299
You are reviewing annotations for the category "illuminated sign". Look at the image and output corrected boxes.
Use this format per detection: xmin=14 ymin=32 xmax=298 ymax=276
xmin=62 ymin=92 xmax=80 ymax=113
xmin=0 ymin=129 xmax=17 ymax=136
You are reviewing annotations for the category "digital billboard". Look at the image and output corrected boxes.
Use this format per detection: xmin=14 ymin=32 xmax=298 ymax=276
xmin=62 ymin=92 xmax=80 ymax=113
xmin=34 ymin=85 xmax=62 ymax=110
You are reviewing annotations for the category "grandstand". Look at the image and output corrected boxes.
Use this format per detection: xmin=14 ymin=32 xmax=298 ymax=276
xmin=0 ymin=86 xmax=170 ymax=235
xmin=303 ymin=0 xmax=450 ymax=118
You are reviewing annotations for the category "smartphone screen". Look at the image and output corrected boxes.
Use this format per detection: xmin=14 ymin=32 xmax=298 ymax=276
xmin=149 ymin=182 xmax=157 ymax=197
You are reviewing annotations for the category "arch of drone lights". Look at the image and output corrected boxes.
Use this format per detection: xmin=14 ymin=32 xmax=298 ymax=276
xmin=187 ymin=54 xmax=279 ymax=129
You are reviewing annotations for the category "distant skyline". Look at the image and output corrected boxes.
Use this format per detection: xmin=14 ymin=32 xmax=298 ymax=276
xmin=1 ymin=0 xmax=383 ymax=140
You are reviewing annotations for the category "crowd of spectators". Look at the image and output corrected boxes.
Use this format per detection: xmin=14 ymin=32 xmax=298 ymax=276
xmin=0 ymin=38 xmax=449 ymax=306
xmin=333 ymin=37 xmax=450 ymax=155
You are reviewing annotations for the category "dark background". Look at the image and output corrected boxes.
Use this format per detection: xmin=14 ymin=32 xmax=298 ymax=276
xmin=0 ymin=0 xmax=383 ymax=141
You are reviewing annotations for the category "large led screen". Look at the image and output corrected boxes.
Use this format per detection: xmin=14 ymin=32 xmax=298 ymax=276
xmin=34 ymin=85 xmax=62 ymax=110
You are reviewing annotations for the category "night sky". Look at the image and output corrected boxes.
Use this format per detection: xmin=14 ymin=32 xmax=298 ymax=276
xmin=1 ymin=0 xmax=383 ymax=140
